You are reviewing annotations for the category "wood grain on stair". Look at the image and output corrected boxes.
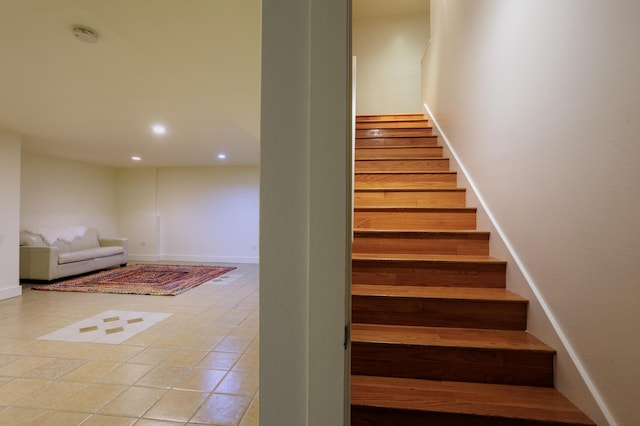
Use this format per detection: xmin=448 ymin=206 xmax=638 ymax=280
xmin=352 ymin=254 xmax=507 ymax=288
xmin=357 ymin=114 xmax=425 ymax=122
xmin=353 ymin=229 xmax=490 ymax=256
xmin=351 ymin=376 xmax=596 ymax=426
xmin=356 ymin=120 xmax=430 ymax=129
xmin=355 ymin=188 xmax=466 ymax=208
xmin=355 ymin=171 xmax=458 ymax=189
xmin=355 ymin=146 xmax=443 ymax=159
xmin=352 ymin=284 xmax=528 ymax=330
xmin=356 ymin=158 xmax=449 ymax=172
xmin=352 ymin=323 xmax=555 ymax=386
xmin=356 ymin=136 xmax=439 ymax=148
xmin=357 ymin=128 xmax=433 ymax=138
xmin=354 ymin=206 xmax=476 ymax=230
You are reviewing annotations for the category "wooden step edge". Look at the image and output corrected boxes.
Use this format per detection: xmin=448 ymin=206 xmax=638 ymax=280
xmin=351 ymin=323 xmax=555 ymax=353
xmin=353 ymin=229 xmax=489 ymax=236
xmin=351 ymin=376 xmax=596 ymax=425
xmin=351 ymin=285 xmax=526 ymax=302
xmin=355 ymin=187 xmax=466 ymax=193
xmin=352 ymin=253 xmax=506 ymax=264
xmin=354 ymin=170 xmax=456 ymax=175
xmin=356 ymin=114 xmax=426 ymax=121
xmin=354 ymin=206 xmax=477 ymax=213
xmin=355 ymin=157 xmax=447 ymax=161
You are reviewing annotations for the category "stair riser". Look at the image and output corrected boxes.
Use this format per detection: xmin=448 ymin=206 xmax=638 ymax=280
xmin=352 ymin=343 xmax=554 ymax=387
xmin=352 ymin=259 xmax=506 ymax=288
xmin=355 ymin=190 xmax=466 ymax=208
xmin=356 ymin=120 xmax=430 ymax=129
xmin=352 ymin=233 xmax=490 ymax=256
xmin=354 ymin=210 xmax=476 ymax=230
xmin=352 ymin=296 xmax=528 ymax=330
xmin=355 ymin=173 xmax=457 ymax=189
xmin=356 ymin=137 xmax=438 ymax=148
xmin=352 ymin=407 xmax=583 ymax=426
xmin=356 ymin=159 xmax=449 ymax=172
xmin=355 ymin=147 xmax=443 ymax=159
xmin=357 ymin=128 xmax=433 ymax=138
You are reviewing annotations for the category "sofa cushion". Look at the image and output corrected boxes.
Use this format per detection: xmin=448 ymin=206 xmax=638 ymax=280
xmin=58 ymin=246 xmax=125 ymax=265
xmin=70 ymin=228 xmax=100 ymax=251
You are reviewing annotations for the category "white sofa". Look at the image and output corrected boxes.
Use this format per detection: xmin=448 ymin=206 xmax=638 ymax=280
xmin=20 ymin=227 xmax=128 ymax=281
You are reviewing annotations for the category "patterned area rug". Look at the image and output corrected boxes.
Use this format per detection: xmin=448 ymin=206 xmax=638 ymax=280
xmin=31 ymin=264 xmax=236 ymax=296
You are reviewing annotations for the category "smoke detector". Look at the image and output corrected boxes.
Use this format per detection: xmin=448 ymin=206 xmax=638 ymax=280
xmin=72 ymin=26 xmax=98 ymax=43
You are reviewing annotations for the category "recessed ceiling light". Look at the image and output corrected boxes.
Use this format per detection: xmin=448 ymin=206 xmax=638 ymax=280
xmin=217 ymin=153 xmax=227 ymax=160
xmin=151 ymin=124 xmax=166 ymax=135
xmin=131 ymin=156 xmax=141 ymax=161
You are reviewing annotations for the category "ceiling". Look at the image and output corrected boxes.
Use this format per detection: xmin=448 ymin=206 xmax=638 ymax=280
xmin=0 ymin=0 xmax=261 ymax=167
xmin=0 ymin=0 xmax=428 ymax=168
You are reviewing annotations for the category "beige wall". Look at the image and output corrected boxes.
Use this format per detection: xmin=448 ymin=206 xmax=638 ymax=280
xmin=117 ymin=166 xmax=259 ymax=263
xmin=20 ymin=151 xmax=119 ymax=236
xmin=353 ymin=12 xmax=429 ymax=114
xmin=260 ymin=0 xmax=350 ymax=424
xmin=423 ymin=1 xmax=640 ymax=425
xmin=0 ymin=131 xmax=22 ymax=300
xmin=20 ymin=152 xmax=259 ymax=263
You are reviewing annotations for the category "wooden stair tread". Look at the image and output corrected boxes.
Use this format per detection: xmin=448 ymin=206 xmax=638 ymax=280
xmin=357 ymin=114 xmax=425 ymax=121
xmin=351 ymin=323 xmax=553 ymax=352
xmin=351 ymin=375 xmax=595 ymax=425
xmin=353 ymin=229 xmax=489 ymax=236
xmin=355 ymin=170 xmax=455 ymax=175
xmin=355 ymin=187 xmax=465 ymax=192
xmin=354 ymin=206 xmax=476 ymax=212
xmin=352 ymin=284 xmax=526 ymax=302
xmin=353 ymin=252 xmax=505 ymax=263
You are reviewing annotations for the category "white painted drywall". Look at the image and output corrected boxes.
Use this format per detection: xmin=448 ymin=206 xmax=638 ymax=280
xmin=20 ymin=151 xmax=118 ymax=236
xmin=117 ymin=166 xmax=259 ymax=263
xmin=423 ymin=1 xmax=640 ymax=425
xmin=353 ymin=12 xmax=429 ymax=114
xmin=0 ymin=131 xmax=22 ymax=300
xmin=261 ymin=0 xmax=350 ymax=424
xmin=157 ymin=167 xmax=259 ymax=263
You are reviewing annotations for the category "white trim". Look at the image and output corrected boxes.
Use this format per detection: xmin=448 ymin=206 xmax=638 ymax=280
xmin=0 ymin=285 xmax=22 ymax=300
xmin=423 ymin=102 xmax=616 ymax=426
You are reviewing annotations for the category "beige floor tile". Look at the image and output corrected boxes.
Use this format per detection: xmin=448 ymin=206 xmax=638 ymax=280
xmin=13 ymin=380 xmax=89 ymax=409
xmin=190 ymin=393 xmax=252 ymax=425
xmin=196 ymin=351 xmax=241 ymax=370
xmin=173 ymin=368 xmax=227 ymax=392
xmin=135 ymin=365 xmax=190 ymax=389
xmin=0 ymin=356 xmax=54 ymax=376
xmin=60 ymin=360 xmax=119 ymax=382
xmin=232 ymin=351 xmax=259 ymax=373
xmin=30 ymin=410 xmax=91 ymax=425
xmin=161 ymin=349 xmax=207 ymax=367
xmin=214 ymin=370 xmax=259 ymax=396
xmin=181 ymin=334 xmax=225 ymax=351
xmin=63 ymin=382 xmax=128 ymax=412
xmin=126 ymin=347 xmax=175 ymax=365
xmin=95 ymin=362 xmax=155 ymax=385
xmin=82 ymin=414 xmax=138 ymax=426
xmin=214 ymin=336 xmax=253 ymax=353
xmin=239 ymin=394 xmax=259 ymax=426
xmin=0 ymin=377 xmax=51 ymax=405
xmin=99 ymin=386 xmax=167 ymax=417
xmin=135 ymin=419 xmax=186 ymax=426
xmin=144 ymin=389 xmax=208 ymax=422
xmin=0 ymin=406 xmax=50 ymax=426
xmin=23 ymin=358 xmax=86 ymax=380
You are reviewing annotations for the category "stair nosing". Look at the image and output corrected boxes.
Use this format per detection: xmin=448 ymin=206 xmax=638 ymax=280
xmin=352 ymin=253 xmax=505 ymax=264
xmin=351 ymin=284 xmax=526 ymax=302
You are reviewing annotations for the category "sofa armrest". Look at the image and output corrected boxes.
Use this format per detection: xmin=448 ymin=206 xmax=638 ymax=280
xmin=99 ymin=238 xmax=128 ymax=258
xmin=20 ymin=246 xmax=59 ymax=280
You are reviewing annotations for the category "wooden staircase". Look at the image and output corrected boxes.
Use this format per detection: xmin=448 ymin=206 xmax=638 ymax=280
xmin=350 ymin=114 xmax=596 ymax=425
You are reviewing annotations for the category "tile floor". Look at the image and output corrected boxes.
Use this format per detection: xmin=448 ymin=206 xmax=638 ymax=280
xmin=0 ymin=263 xmax=259 ymax=425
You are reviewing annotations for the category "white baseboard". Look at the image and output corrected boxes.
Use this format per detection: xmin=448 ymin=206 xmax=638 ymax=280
xmin=0 ymin=285 xmax=22 ymax=300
